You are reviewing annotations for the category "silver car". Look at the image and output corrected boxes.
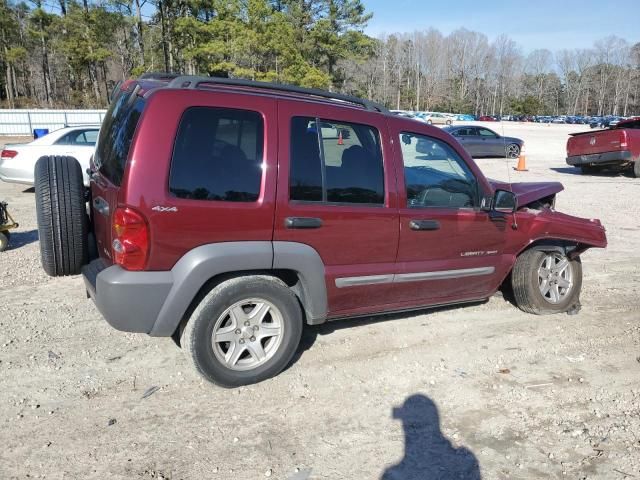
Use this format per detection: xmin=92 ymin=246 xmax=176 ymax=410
xmin=0 ymin=125 xmax=100 ymax=186
xmin=443 ymin=125 xmax=524 ymax=158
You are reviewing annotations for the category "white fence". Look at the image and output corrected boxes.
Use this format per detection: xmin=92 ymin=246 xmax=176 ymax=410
xmin=0 ymin=109 xmax=107 ymax=136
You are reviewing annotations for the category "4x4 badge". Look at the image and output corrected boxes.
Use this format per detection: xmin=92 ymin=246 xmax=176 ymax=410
xmin=152 ymin=206 xmax=178 ymax=212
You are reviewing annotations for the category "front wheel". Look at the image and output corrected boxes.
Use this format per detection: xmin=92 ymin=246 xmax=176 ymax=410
xmin=512 ymin=249 xmax=582 ymax=314
xmin=181 ymin=275 xmax=303 ymax=387
xmin=446 ymin=120 xmax=452 ymax=125
xmin=426 ymin=119 xmax=433 ymax=125
xmin=506 ymin=143 xmax=520 ymax=159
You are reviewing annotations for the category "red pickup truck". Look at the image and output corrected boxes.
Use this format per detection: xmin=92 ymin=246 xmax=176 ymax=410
xmin=566 ymin=117 xmax=640 ymax=177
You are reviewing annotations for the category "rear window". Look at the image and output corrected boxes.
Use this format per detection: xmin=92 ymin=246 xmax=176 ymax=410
xmin=169 ymin=107 xmax=263 ymax=202
xmin=94 ymin=90 xmax=145 ymax=185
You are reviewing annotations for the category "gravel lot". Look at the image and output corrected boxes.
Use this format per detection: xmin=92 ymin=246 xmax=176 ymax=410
xmin=1 ymin=123 xmax=639 ymax=480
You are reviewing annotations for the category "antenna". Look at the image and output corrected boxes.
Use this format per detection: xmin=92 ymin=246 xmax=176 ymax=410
xmin=499 ymin=115 xmax=518 ymax=230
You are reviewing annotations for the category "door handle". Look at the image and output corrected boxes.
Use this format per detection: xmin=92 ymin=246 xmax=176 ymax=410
xmin=409 ymin=219 xmax=440 ymax=231
xmin=284 ymin=217 xmax=323 ymax=229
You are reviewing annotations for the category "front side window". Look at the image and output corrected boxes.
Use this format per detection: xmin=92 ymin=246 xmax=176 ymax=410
xmin=56 ymin=129 xmax=99 ymax=146
xmin=478 ymin=128 xmax=497 ymax=137
xmin=290 ymin=117 xmax=384 ymax=205
xmin=399 ymin=132 xmax=478 ymax=208
xmin=170 ymin=107 xmax=263 ymax=202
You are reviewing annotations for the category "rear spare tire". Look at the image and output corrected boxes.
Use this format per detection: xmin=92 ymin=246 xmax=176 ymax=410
xmin=34 ymin=155 xmax=88 ymax=276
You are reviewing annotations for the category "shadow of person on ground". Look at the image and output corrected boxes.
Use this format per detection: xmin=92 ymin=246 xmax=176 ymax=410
xmin=4 ymin=229 xmax=38 ymax=249
xmin=381 ymin=394 xmax=481 ymax=480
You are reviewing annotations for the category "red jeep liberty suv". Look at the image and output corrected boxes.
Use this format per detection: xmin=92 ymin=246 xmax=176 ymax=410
xmin=34 ymin=74 xmax=607 ymax=387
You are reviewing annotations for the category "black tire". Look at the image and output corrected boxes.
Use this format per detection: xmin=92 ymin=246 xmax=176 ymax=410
xmin=427 ymin=119 xmax=433 ymax=125
xmin=181 ymin=275 xmax=303 ymax=387
xmin=512 ymin=249 xmax=582 ymax=315
xmin=34 ymin=155 xmax=88 ymax=276
xmin=0 ymin=231 xmax=8 ymax=252
xmin=633 ymin=161 xmax=640 ymax=178
xmin=446 ymin=120 xmax=452 ymax=125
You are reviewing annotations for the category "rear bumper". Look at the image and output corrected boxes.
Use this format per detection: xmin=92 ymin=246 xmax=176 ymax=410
xmin=82 ymin=259 xmax=173 ymax=334
xmin=566 ymin=150 xmax=633 ymax=166
xmin=0 ymin=159 xmax=34 ymax=185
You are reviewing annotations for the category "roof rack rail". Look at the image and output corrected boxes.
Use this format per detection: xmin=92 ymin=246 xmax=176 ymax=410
xmin=139 ymin=72 xmax=181 ymax=81
xmin=166 ymin=75 xmax=389 ymax=113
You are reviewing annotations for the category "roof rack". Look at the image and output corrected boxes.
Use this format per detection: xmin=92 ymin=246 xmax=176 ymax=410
xmin=166 ymin=75 xmax=389 ymax=113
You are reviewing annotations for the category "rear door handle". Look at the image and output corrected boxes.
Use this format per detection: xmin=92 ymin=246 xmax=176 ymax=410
xmin=285 ymin=217 xmax=323 ymax=229
xmin=409 ymin=220 xmax=440 ymax=231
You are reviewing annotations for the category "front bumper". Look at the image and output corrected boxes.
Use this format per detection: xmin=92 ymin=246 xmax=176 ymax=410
xmin=82 ymin=259 xmax=173 ymax=334
xmin=566 ymin=149 xmax=633 ymax=166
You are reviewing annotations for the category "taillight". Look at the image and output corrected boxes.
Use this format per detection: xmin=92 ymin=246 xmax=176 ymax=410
xmin=112 ymin=207 xmax=149 ymax=271
xmin=1 ymin=149 xmax=18 ymax=159
xmin=621 ymin=131 xmax=628 ymax=148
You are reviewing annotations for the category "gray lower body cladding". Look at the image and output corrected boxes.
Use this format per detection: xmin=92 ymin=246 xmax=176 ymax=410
xmin=82 ymin=241 xmax=329 ymax=336
xmin=82 ymin=258 xmax=173 ymax=333
xmin=566 ymin=149 xmax=633 ymax=166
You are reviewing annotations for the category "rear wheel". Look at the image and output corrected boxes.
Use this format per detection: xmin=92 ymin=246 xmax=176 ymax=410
xmin=446 ymin=120 xmax=452 ymax=125
xmin=427 ymin=119 xmax=433 ymax=125
xmin=34 ymin=155 xmax=88 ymax=276
xmin=512 ymin=249 xmax=582 ymax=315
xmin=0 ymin=231 xmax=8 ymax=252
xmin=181 ymin=275 xmax=303 ymax=387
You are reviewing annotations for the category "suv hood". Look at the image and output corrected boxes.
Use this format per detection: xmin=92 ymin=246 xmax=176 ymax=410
xmin=488 ymin=180 xmax=564 ymax=206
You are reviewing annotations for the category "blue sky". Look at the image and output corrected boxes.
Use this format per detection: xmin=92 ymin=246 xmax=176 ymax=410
xmin=362 ymin=0 xmax=640 ymax=52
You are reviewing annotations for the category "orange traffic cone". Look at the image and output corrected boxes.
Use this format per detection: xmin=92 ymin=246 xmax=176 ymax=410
xmin=514 ymin=147 xmax=528 ymax=171
xmin=337 ymin=131 xmax=344 ymax=145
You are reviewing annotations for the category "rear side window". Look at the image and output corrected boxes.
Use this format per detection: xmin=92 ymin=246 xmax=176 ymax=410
xmin=289 ymin=116 xmax=384 ymax=204
xmin=169 ymin=107 xmax=263 ymax=202
xmin=94 ymin=91 xmax=145 ymax=185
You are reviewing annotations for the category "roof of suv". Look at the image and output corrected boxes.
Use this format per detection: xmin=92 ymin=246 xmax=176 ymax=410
xmin=120 ymin=73 xmax=390 ymax=115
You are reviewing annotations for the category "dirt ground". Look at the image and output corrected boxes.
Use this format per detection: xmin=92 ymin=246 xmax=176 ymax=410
xmin=1 ymin=123 xmax=639 ymax=480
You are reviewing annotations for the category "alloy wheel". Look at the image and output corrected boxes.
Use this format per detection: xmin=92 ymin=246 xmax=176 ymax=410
xmin=211 ymin=298 xmax=284 ymax=371
xmin=537 ymin=253 xmax=573 ymax=304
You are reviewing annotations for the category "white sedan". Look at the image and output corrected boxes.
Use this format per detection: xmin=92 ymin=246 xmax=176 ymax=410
xmin=0 ymin=125 xmax=100 ymax=187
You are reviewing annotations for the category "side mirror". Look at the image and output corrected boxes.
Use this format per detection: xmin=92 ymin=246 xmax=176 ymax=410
xmin=493 ymin=189 xmax=517 ymax=213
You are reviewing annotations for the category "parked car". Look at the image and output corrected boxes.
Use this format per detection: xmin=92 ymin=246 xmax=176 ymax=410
xmin=456 ymin=114 xmax=475 ymax=121
xmin=0 ymin=125 xmax=100 ymax=186
xmin=420 ymin=112 xmax=452 ymax=125
xmin=566 ymin=117 xmax=640 ymax=177
xmin=477 ymin=115 xmax=497 ymax=122
xmin=308 ymin=120 xmax=339 ymax=139
xmin=390 ymin=110 xmax=416 ymax=119
xmin=443 ymin=125 xmax=524 ymax=158
xmin=33 ymin=75 xmax=607 ymax=387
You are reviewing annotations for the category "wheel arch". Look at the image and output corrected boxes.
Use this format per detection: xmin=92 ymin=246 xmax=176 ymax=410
xmin=150 ymin=241 xmax=328 ymax=338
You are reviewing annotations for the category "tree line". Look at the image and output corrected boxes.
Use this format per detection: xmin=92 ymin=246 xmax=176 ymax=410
xmin=1 ymin=0 xmax=639 ymax=117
